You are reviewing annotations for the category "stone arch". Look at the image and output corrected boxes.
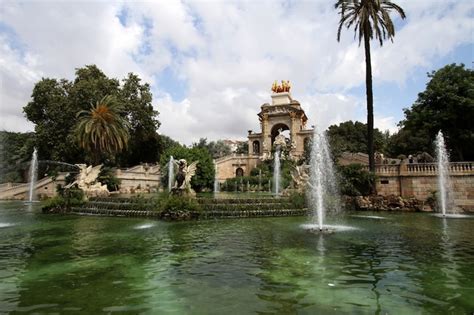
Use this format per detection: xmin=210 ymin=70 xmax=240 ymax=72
xmin=235 ymin=167 xmax=244 ymax=177
xmin=252 ymin=140 xmax=260 ymax=154
xmin=270 ymin=123 xmax=290 ymax=146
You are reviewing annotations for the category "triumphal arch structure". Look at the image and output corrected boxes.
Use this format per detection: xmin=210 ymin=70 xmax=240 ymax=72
xmin=215 ymin=81 xmax=314 ymax=181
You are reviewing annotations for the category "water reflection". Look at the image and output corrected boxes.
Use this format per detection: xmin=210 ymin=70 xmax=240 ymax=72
xmin=0 ymin=205 xmax=473 ymax=314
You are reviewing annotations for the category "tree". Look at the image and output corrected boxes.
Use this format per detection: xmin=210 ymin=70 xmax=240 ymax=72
xmin=235 ymin=141 xmax=248 ymax=154
xmin=394 ymin=64 xmax=474 ymax=161
xmin=192 ymin=138 xmax=232 ymax=158
xmin=23 ymin=65 xmax=161 ymax=166
xmin=75 ymin=95 xmax=130 ymax=164
xmin=335 ymin=0 xmax=406 ymax=173
xmin=327 ymin=120 xmax=388 ymax=157
xmin=0 ymin=131 xmax=35 ymax=183
xmin=118 ymin=73 xmax=161 ymax=165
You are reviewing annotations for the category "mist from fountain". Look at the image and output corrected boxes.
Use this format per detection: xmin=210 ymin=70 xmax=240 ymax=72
xmin=273 ymin=146 xmax=281 ymax=195
xmin=303 ymin=129 xmax=342 ymax=232
xmin=27 ymin=148 xmax=38 ymax=202
xmin=168 ymin=156 xmax=174 ymax=192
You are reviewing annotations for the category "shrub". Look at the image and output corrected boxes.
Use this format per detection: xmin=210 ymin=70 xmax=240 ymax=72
xmin=288 ymin=191 xmax=306 ymax=208
xmin=156 ymin=194 xmax=202 ymax=213
xmin=42 ymin=186 xmax=85 ymax=212
xmin=338 ymin=164 xmax=375 ymax=196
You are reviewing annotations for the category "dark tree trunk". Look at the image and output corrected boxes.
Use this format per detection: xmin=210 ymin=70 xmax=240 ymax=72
xmin=363 ymin=25 xmax=376 ymax=194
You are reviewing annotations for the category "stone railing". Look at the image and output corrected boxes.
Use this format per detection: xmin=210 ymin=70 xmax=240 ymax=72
xmin=363 ymin=162 xmax=474 ymax=176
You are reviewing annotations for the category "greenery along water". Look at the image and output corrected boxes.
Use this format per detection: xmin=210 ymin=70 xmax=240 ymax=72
xmin=0 ymin=202 xmax=473 ymax=314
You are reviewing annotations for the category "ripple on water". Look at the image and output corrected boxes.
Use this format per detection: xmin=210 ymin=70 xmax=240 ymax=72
xmin=350 ymin=215 xmax=387 ymax=220
xmin=133 ymin=223 xmax=156 ymax=230
xmin=300 ymin=224 xmax=359 ymax=232
xmin=0 ymin=223 xmax=14 ymax=228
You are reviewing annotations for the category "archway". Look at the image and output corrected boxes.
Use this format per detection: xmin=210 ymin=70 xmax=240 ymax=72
xmin=235 ymin=167 xmax=244 ymax=177
xmin=270 ymin=123 xmax=290 ymax=146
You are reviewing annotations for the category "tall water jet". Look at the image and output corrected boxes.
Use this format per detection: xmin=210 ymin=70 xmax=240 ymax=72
xmin=273 ymin=146 xmax=281 ymax=195
xmin=213 ymin=162 xmax=220 ymax=193
xmin=307 ymin=129 xmax=340 ymax=231
xmin=27 ymin=148 xmax=38 ymax=202
xmin=168 ymin=156 xmax=174 ymax=192
xmin=435 ymin=131 xmax=454 ymax=216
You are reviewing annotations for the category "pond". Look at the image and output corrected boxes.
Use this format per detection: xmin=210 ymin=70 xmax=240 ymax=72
xmin=0 ymin=201 xmax=473 ymax=314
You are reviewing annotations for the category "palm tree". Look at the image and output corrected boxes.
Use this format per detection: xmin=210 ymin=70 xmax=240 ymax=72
xmin=335 ymin=0 xmax=405 ymax=177
xmin=75 ymin=95 xmax=130 ymax=164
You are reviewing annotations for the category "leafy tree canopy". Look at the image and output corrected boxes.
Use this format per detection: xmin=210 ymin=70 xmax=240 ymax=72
xmin=0 ymin=131 xmax=35 ymax=183
xmin=393 ymin=64 xmax=474 ymax=161
xmin=327 ymin=121 xmax=389 ymax=157
xmin=192 ymin=138 xmax=232 ymax=159
xmin=23 ymin=65 xmax=161 ymax=166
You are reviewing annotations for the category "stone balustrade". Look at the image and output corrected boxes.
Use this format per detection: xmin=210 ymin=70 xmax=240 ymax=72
xmin=362 ymin=162 xmax=474 ymax=176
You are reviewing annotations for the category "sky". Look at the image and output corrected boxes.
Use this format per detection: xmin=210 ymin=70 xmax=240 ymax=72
xmin=0 ymin=0 xmax=472 ymax=145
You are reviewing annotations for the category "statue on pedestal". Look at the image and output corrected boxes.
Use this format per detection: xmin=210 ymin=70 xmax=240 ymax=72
xmin=171 ymin=159 xmax=198 ymax=196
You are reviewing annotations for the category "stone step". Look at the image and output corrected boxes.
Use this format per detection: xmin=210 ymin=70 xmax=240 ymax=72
xmin=197 ymin=198 xmax=288 ymax=205
xmin=200 ymin=203 xmax=298 ymax=211
xmin=200 ymin=208 xmax=309 ymax=219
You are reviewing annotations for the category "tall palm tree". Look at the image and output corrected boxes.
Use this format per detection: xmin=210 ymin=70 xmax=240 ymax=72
xmin=75 ymin=95 xmax=130 ymax=164
xmin=335 ymin=0 xmax=405 ymax=176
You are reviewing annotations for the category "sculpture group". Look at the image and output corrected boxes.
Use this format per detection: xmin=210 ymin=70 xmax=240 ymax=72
xmin=67 ymin=164 xmax=109 ymax=197
xmin=271 ymin=80 xmax=291 ymax=93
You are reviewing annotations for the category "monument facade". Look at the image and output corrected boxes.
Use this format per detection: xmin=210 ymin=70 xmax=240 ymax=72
xmin=216 ymin=82 xmax=314 ymax=181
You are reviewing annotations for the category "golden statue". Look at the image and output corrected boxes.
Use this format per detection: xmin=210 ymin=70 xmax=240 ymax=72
xmin=271 ymin=80 xmax=291 ymax=93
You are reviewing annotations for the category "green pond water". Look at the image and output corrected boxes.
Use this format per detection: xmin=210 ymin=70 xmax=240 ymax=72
xmin=0 ymin=201 xmax=473 ymax=314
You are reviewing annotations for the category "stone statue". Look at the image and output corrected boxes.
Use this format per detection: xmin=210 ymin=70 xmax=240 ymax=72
xmin=172 ymin=159 xmax=198 ymax=196
xmin=271 ymin=80 xmax=291 ymax=93
xmin=273 ymin=128 xmax=287 ymax=149
xmin=291 ymin=164 xmax=310 ymax=192
xmin=67 ymin=164 xmax=109 ymax=197
xmin=416 ymin=152 xmax=434 ymax=163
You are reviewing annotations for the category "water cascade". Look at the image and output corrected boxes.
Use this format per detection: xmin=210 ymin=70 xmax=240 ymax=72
xmin=306 ymin=129 xmax=340 ymax=231
xmin=27 ymin=148 xmax=38 ymax=202
xmin=168 ymin=156 xmax=174 ymax=192
xmin=435 ymin=131 xmax=454 ymax=216
xmin=273 ymin=146 xmax=281 ymax=195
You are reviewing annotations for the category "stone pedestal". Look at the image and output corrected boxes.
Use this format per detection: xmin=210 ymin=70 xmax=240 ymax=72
xmin=271 ymin=92 xmax=292 ymax=105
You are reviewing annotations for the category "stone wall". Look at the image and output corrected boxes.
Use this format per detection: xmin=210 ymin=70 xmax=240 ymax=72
xmin=115 ymin=164 xmax=161 ymax=193
xmin=215 ymin=154 xmax=260 ymax=181
xmin=373 ymin=162 xmax=474 ymax=211
xmin=0 ymin=174 xmax=67 ymax=200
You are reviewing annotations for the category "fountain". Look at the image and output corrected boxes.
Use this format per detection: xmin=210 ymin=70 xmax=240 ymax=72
xmin=434 ymin=131 xmax=467 ymax=218
xmin=27 ymin=148 xmax=38 ymax=202
xmin=302 ymin=128 xmax=344 ymax=232
xmin=168 ymin=156 xmax=174 ymax=192
xmin=214 ymin=162 xmax=220 ymax=193
xmin=273 ymin=146 xmax=281 ymax=195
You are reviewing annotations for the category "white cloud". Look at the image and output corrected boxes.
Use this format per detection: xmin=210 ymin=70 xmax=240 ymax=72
xmin=0 ymin=0 xmax=472 ymax=145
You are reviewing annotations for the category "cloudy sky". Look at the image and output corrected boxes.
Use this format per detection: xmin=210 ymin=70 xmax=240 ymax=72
xmin=0 ymin=0 xmax=472 ymax=145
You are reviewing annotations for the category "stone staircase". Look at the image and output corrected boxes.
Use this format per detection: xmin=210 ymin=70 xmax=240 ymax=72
xmin=70 ymin=197 xmax=160 ymax=218
xmin=197 ymin=198 xmax=308 ymax=219
xmin=69 ymin=197 xmax=308 ymax=219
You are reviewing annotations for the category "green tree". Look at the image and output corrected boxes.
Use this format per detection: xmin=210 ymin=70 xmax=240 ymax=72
xmin=192 ymin=138 xmax=232 ymax=158
xmin=75 ymin=95 xmax=130 ymax=164
xmin=335 ymin=0 xmax=406 ymax=173
xmin=235 ymin=141 xmax=248 ymax=154
xmin=393 ymin=64 xmax=474 ymax=161
xmin=0 ymin=131 xmax=35 ymax=183
xmin=327 ymin=120 xmax=388 ymax=157
xmin=23 ymin=65 xmax=161 ymax=166
xmin=118 ymin=73 xmax=161 ymax=165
